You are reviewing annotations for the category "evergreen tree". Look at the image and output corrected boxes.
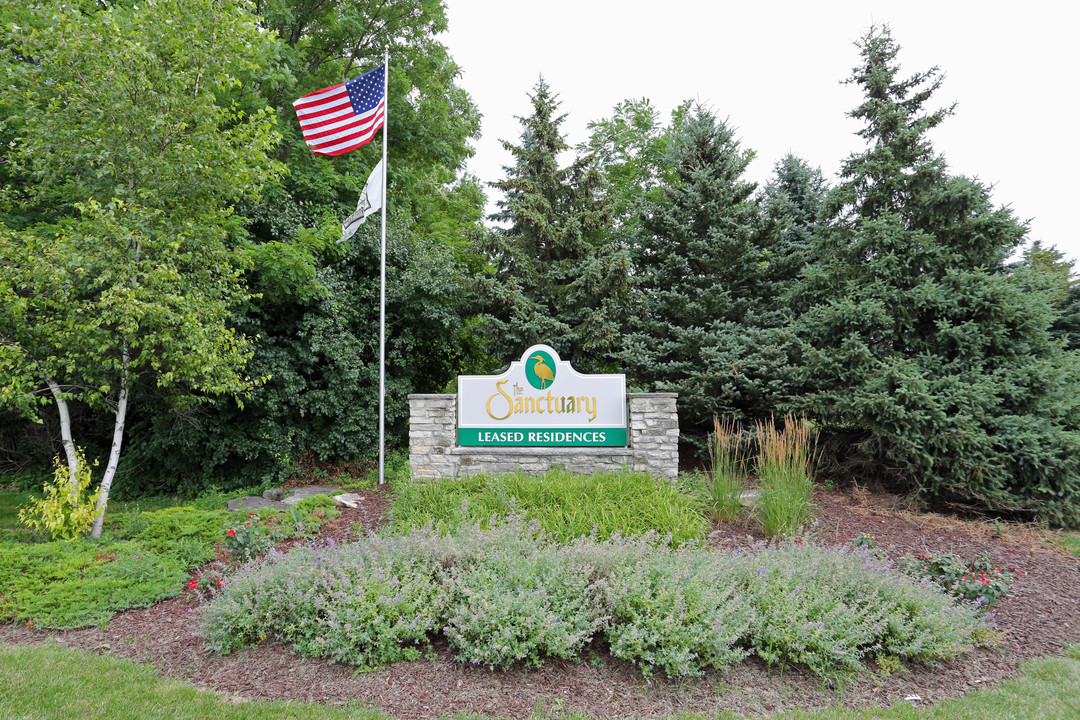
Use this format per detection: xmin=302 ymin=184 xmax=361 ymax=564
xmin=762 ymin=155 xmax=827 ymax=310
xmin=476 ymin=78 xmax=627 ymax=370
xmin=619 ymin=107 xmax=794 ymax=440
xmin=797 ymin=26 xmax=1080 ymax=526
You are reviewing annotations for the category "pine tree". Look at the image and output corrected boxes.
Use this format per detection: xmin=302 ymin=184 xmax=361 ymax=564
xmin=797 ymin=26 xmax=1080 ymax=526
xmin=762 ymin=154 xmax=828 ymax=310
xmin=476 ymin=78 xmax=627 ymax=370
xmin=619 ymin=107 xmax=793 ymax=440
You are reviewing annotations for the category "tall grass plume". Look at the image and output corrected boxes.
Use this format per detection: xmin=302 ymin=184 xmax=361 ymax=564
xmin=755 ymin=415 xmax=817 ymax=537
xmin=705 ymin=416 xmax=749 ymax=523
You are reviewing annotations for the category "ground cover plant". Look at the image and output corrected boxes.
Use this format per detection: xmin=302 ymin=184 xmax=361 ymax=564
xmin=899 ymin=550 xmax=1019 ymax=608
xmin=389 ymin=467 xmax=706 ymax=544
xmin=202 ymin=515 xmax=986 ymax=681
xmin=0 ymin=489 xmax=341 ymax=629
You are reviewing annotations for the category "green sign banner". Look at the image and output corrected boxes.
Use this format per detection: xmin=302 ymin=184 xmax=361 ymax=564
xmin=458 ymin=427 xmax=628 ymax=447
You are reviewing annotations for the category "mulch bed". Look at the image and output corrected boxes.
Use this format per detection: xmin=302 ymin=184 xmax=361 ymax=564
xmin=3 ymin=484 xmax=1080 ymax=719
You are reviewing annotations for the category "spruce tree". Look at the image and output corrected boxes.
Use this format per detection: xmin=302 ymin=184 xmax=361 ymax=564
xmin=620 ymin=107 xmax=793 ymax=440
xmin=798 ymin=26 xmax=1080 ymax=525
xmin=476 ymin=78 xmax=627 ymax=370
xmin=762 ymin=154 xmax=828 ymax=310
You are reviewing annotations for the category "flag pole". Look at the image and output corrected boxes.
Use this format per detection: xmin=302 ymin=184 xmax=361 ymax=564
xmin=378 ymin=48 xmax=388 ymax=485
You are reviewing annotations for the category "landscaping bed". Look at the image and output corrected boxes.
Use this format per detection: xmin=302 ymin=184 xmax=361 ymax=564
xmin=3 ymin=484 xmax=1079 ymax=719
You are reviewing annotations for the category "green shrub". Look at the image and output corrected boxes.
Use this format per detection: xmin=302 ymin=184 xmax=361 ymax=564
xmin=223 ymin=513 xmax=274 ymax=563
xmin=287 ymin=495 xmax=341 ymax=534
xmin=899 ymin=550 xmax=1019 ymax=608
xmin=203 ymin=518 xmax=983 ymax=680
xmin=202 ymin=528 xmax=451 ymax=669
xmin=391 ymin=468 xmax=706 ymax=544
xmin=755 ymin=417 xmax=817 ymax=537
xmin=600 ymin=540 xmax=753 ymax=678
xmin=442 ymin=524 xmax=604 ymax=669
xmin=18 ymin=451 xmax=102 ymax=541
xmin=739 ymin=542 xmax=984 ymax=683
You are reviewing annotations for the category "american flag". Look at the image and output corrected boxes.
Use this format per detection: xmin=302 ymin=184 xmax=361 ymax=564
xmin=293 ymin=64 xmax=386 ymax=156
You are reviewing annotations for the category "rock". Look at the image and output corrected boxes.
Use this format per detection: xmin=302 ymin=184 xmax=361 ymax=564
xmin=227 ymin=496 xmax=289 ymax=512
xmin=262 ymin=487 xmax=285 ymax=502
xmin=282 ymin=485 xmax=342 ymax=506
xmin=334 ymin=493 xmax=365 ymax=508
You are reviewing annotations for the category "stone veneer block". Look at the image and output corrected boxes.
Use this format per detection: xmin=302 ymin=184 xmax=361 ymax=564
xmin=408 ymin=392 xmax=677 ymax=479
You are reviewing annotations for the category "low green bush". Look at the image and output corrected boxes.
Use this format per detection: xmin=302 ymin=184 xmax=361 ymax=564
xmin=442 ymin=524 xmax=603 ymax=669
xmin=203 ymin=518 xmax=986 ymax=680
xmin=600 ymin=540 xmax=753 ymax=678
xmin=0 ymin=540 xmax=185 ymax=629
xmin=202 ymin=528 xmax=451 ymax=669
xmin=391 ymin=468 xmax=706 ymax=544
xmin=741 ymin=542 xmax=982 ymax=683
xmin=134 ymin=507 xmax=231 ymax=568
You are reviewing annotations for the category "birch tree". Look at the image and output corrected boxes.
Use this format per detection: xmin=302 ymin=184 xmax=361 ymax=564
xmin=0 ymin=0 xmax=281 ymax=536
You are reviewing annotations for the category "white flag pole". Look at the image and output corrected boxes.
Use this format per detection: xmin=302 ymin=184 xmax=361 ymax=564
xmin=378 ymin=48 xmax=389 ymax=485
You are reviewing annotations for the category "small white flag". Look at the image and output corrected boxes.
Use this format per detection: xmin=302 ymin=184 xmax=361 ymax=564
xmin=341 ymin=158 xmax=384 ymax=242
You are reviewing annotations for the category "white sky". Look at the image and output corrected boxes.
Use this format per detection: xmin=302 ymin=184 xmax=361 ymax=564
xmin=440 ymin=0 xmax=1078 ymax=266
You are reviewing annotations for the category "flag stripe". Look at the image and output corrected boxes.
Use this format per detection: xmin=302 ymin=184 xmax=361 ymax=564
xmin=293 ymin=64 xmax=385 ymax=157
xmin=308 ymin=113 xmax=385 ymax=155
xmin=302 ymin=103 xmax=384 ymax=142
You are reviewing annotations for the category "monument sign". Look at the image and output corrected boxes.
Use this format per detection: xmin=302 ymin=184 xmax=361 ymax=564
xmin=457 ymin=345 xmax=627 ymax=446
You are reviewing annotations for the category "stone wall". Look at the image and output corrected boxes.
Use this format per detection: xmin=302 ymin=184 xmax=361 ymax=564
xmin=408 ymin=392 xmax=678 ymax=479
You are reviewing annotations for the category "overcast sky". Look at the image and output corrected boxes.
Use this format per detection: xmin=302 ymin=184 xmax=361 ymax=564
xmin=439 ymin=1 xmax=1078 ymax=266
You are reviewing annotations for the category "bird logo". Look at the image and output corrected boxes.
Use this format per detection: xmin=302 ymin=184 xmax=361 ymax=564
xmin=528 ymin=353 xmax=556 ymax=390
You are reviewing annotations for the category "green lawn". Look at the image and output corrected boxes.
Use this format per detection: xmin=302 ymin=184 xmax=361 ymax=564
xmin=1 ymin=642 xmax=1078 ymax=720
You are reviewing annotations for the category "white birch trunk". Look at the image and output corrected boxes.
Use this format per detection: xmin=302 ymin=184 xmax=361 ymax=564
xmin=43 ymin=373 xmax=79 ymax=495
xmin=90 ymin=347 xmax=130 ymax=539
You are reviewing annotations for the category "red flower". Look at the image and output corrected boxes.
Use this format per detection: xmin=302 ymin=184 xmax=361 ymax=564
xmin=245 ymin=522 xmax=250 ymax=526
xmin=795 ymin=541 xmax=803 ymax=546
xmin=188 ymin=580 xmax=198 ymax=589
xmin=248 ymin=512 xmax=255 ymax=517
xmin=227 ymin=529 xmax=236 ymax=537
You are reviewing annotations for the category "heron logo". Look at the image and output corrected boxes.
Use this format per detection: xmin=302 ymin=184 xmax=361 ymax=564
xmin=526 ymin=351 xmax=556 ymax=390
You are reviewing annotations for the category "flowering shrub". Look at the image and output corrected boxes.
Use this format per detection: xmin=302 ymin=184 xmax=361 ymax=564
xmin=202 ymin=529 xmax=452 ymax=669
xmin=739 ymin=542 xmax=983 ymax=682
xmin=201 ymin=519 xmax=987 ymax=680
xmin=223 ymin=513 xmax=274 ymax=563
xmin=598 ymin=540 xmax=753 ymax=678
xmin=186 ymin=572 xmax=225 ymax=600
xmin=443 ymin=534 xmax=604 ymax=669
xmin=899 ymin=551 xmax=1018 ymax=608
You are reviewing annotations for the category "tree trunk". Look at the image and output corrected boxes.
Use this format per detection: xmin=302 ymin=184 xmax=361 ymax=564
xmin=90 ymin=347 xmax=130 ymax=539
xmin=43 ymin=373 xmax=79 ymax=494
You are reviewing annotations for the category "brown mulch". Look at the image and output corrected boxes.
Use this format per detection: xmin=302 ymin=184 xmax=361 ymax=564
xmin=3 ymin=484 xmax=1080 ymax=719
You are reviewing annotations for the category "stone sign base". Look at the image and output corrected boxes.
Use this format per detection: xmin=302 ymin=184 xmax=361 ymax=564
xmin=408 ymin=393 xmax=678 ymax=479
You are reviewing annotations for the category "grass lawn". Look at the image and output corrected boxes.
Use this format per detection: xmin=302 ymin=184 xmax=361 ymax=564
xmin=1 ymin=642 xmax=1078 ymax=720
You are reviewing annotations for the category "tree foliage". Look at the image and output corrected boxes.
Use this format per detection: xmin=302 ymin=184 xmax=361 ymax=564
xmin=619 ymin=107 xmax=794 ymax=438
xmin=476 ymin=78 xmax=628 ymax=371
xmin=796 ymin=26 xmax=1080 ymax=525
xmin=0 ymin=0 xmax=282 ymax=531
